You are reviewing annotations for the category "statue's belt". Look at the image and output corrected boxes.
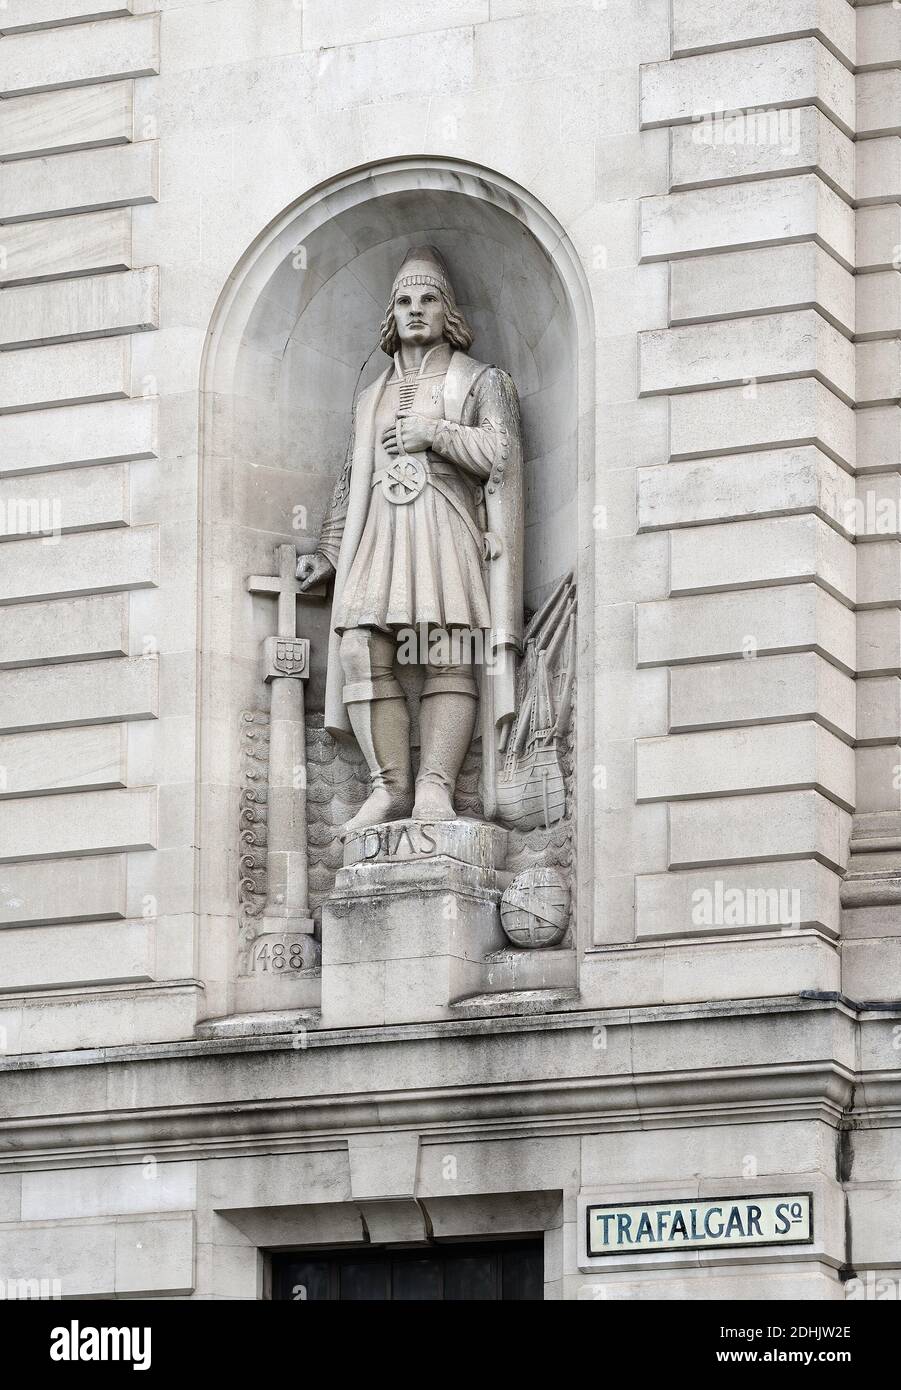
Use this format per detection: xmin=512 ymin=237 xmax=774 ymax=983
xmin=371 ymin=454 xmax=490 ymax=556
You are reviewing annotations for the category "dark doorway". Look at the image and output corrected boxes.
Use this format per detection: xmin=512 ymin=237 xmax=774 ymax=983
xmin=271 ymin=1239 xmax=544 ymax=1301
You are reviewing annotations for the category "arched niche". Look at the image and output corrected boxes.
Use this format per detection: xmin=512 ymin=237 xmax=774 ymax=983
xmin=197 ymin=159 xmax=595 ymax=1019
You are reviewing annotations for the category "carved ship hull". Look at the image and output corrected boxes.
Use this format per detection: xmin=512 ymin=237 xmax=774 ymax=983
xmin=496 ymin=745 xmax=566 ymax=830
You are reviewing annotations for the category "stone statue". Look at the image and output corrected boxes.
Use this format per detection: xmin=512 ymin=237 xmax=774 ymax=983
xmin=297 ymin=246 xmax=524 ymax=833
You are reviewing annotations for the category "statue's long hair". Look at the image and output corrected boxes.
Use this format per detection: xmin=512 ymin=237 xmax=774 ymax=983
xmin=378 ymin=284 xmax=474 ymax=357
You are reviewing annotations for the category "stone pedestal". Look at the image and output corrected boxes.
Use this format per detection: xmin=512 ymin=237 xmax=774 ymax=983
xmin=320 ymin=818 xmax=508 ymax=1027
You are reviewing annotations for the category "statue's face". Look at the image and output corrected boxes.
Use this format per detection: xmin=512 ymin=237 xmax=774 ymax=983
xmin=393 ymin=284 xmax=446 ymax=348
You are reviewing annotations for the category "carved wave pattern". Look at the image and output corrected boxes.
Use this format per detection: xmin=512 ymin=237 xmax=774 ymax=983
xmin=238 ymin=709 xmax=270 ymax=937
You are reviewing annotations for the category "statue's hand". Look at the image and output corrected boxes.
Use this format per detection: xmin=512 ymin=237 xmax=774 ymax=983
xmin=382 ymin=414 xmax=437 ymax=456
xmin=296 ymin=552 xmax=335 ymax=590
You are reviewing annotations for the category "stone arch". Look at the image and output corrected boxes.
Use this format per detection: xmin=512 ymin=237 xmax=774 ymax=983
xmin=196 ymin=158 xmax=596 ymax=1019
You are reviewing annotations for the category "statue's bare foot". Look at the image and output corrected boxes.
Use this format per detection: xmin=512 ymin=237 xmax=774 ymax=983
xmin=343 ymin=788 xmax=413 ymax=836
xmin=412 ymin=783 xmax=456 ymax=821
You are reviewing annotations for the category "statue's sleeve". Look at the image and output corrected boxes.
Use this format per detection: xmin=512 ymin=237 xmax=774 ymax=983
xmin=431 ymin=368 xmax=519 ymax=481
xmin=317 ymin=411 xmax=355 ymax=569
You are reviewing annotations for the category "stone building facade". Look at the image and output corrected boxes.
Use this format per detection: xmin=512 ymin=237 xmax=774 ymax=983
xmin=0 ymin=0 xmax=900 ymax=1300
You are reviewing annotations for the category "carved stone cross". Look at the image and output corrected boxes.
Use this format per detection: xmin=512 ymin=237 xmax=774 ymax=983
xmin=245 ymin=542 xmax=315 ymax=947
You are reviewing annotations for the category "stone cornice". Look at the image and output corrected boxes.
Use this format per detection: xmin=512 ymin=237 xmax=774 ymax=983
xmin=0 ymin=995 xmax=895 ymax=1172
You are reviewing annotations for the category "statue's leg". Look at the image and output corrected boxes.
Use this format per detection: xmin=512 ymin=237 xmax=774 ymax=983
xmin=413 ymin=639 xmax=478 ymax=821
xmin=340 ymin=627 xmax=413 ymax=832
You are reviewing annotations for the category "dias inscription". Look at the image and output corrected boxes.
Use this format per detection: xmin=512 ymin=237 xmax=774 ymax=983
xmin=358 ymin=822 xmax=440 ymax=861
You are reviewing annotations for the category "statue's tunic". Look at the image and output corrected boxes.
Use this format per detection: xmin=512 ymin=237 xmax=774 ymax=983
xmin=332 ymin=343 xmax=491 ymax=632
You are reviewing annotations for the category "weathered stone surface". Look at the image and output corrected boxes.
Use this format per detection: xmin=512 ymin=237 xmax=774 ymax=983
xmin=0 ymin=853 xmax=126 ymax=926
xmin=669 ymin=789 xmax=850 ymax=872
xmin=0 ymin=338 xmax=130 ymax=412
xmin=0 ymin=593 xmax=128 ymax=667
xmin=0 ymin=208 xmax=132 ymax=286
xmin=0 ymin=2 xmax=133 ymax=35
xmin=0 ymin=13 xmax=158 ymax=97
xmin=0 ymin=462 xmax=129 ymax=535
xmin=0 ymin=81 xmax=132 ymax=161
xmin=636 ymin=722 xmax=854 ymax=810
xmin=0 ymin=397 xmax=156 ymax=475
xmin=0 ymin=140 xmax=157 ymax=222
xmin=670 ymin=0 xmax=855 ymax=64
xmin=0 ymin=655 xmax=157 ymax=732
xmin=637 ymin=584 xmax=855 ymax=672
xmin=0 ymin=525 xmax=157 ymax=604
xmin=640 ymin=175 xmax=854 ymax=268
xmin=0 ymin=786 xmax=156 ymax=860
xmin=0 ymin=724 xmax=126 ymax=794
xmin=669 ymin=379 xmax=855 ymax=467
xmin=0 ymin=268 xmax=158 ymax=349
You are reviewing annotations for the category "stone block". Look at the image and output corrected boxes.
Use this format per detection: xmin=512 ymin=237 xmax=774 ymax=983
xmin=0 ymin=268 xmax=158 ymax=349
xmin=638 ymin=447 xmax=853 ymax=533
xmin=857 ymin=69 xmax=901 ymax=139
xmin=636 ymin=584 xmax=855 ymax=671
xmin=636 ymin=722 xmax=854 ymax=810
xmin=0 ymin=917 xmax=152 ymax=991
xmin=21 ymin=1161 xmax=195 ymax=1221
xmin=0 ymin=81 xmax=132 ymax=161
xmin=848 ymin=1187 xmax=901 ymax=1267
xmin=0 ymin=655 xmax=157 ymax=732
xmin=855 ymin=745 xmax=901 ymax=813
xmin=670 ymin=0 xmax=856 ymax=65
xmin=640 ymin=311 xmax=854 ymax=404
xmin=0 ymin=980 xmax=197 ymax=1054
xmin=857 ymin=136 xmax=901 ymax=204
xmin=640 ymin=39 xmax=854 ymax=136
xmin=0 ymin=2 xmax=133 ymax=34
xmin=0 ymin=724 xmax=125 ymax=794
xmin=669 ymin=378 xmax=855 ymax=467
xmin=855 ymin=471 xmax=901 ymax=539
xmin=639 ymin=175 xmax=854 ymax=269
xmin=0 ymin=13 xmax=158 ymax=96
xmin=669 ymin=515 xmax=855 ymax=604
xmin=857 ymin=271 xmax=901 ymax=341
xmin=857 ymin=677 xmax=901 ymax=744
xmin=0 ymin=785 xmax=157 ymax=860
xmin=858 ymin=2 xmax=901 ymax=70
xmin=481 ymin=946 xmax=577 ymax=993
xmin=668 ymin=789 xmax=851 ymax=871
xmin=0 ymin=853 xmax=126 ymax=925
xmin=0 ymin=397 xmax=156 ymax=475
xmin=636 ymin=859 xmax=842 ymax=938
xmin=113 ymin=1214 xmax=194 ymax=1297
xmin=0 ymin=525 xmax=157 ymax=604
xmin=0 ymin=208 xmax=132 ymax=286
xmin=0 ymin=338 xmax=129 ymax=412
xmin=0 ymin=462 xmax=128 ymax=536
xmin=321 ymin=820 xmax=508 ymax=1027
xmin=0 ymin=140 xmax=158 ymax=222
xmin=858 ymin=607 xmax=901 ymax=676
xmin=858 ymin=406 xmax=901 ymax=476
xmin=303 ymin=0 xmax=488 ymax=48
xmin=670 ymin=107 xmax=854 ymax=202
xmin=857 ymin=540 xmax=901 ymax=607
xmin=670 ymin=245 xmax=854 ymax=335
xmin=347 ymin=1132 xmax=419 ymax=1201
xmin=857 ymin=341 xmax=901 ymax=407
xmin=842 ymin=936 xmax=901 ymax=1004
xmin=857 ymin=206 xmax=901 ymax=273
xmin=668 ymin=652 xmax=855 ymax=741
xmin=0 ymin=593 xmax=128 ymax=667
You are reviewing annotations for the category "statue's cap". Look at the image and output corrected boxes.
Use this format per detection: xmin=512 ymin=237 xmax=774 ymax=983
xmin=391 ymin=245 xmax=452 ymax=297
